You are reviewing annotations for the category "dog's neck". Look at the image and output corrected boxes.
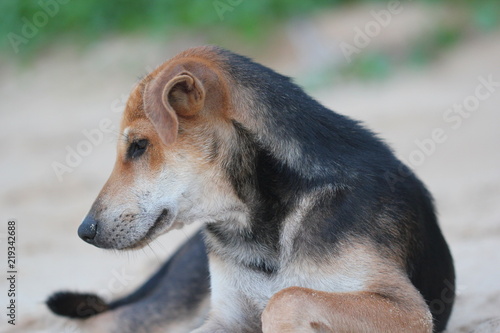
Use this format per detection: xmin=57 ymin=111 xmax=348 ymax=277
xmin=203 ymin=120 xmax=306 ymax=274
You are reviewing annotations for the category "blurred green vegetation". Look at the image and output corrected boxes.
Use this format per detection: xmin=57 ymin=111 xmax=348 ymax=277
xmin=1 ymin=0 xmax=499 ymax=77
xmin=0 ymin=0 xmax=334 ymax=57
xmin=331 ymin=0 xmax=499 ymax=82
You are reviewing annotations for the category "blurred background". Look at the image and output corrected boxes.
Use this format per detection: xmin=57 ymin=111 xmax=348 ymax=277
xmin=1 ymin=0 xmax=499 ymax=332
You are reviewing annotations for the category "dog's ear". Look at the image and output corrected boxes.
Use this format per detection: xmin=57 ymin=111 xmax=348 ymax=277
xmin=144 ymin=68 xmax=205 ymax=146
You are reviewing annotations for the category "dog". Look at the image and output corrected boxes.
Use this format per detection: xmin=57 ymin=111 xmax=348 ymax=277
xmin=47 ymin=46 xmax=455 ymax=332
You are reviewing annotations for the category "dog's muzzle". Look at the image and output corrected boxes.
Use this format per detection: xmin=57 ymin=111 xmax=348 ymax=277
xmin=78 ymin=215 xmax=98 ymax=244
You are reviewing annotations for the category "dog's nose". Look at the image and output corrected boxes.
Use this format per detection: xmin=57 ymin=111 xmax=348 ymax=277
xmin=78 ymin=215 xmax=98 ymax=244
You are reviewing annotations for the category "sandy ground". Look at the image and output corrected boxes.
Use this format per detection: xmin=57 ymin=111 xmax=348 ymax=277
xmin=1 ymin=7 xmax=499 ymax=332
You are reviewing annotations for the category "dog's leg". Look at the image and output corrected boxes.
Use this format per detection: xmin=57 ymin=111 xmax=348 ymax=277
xmin=262 ymin=284 xmax=433 ymax=333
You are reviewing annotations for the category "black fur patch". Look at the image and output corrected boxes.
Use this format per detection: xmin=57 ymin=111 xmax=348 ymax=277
xmin=46 ymin=291 xmax=108 ymax=319
xmin=205 ymin=120 xmax=301 ymax=272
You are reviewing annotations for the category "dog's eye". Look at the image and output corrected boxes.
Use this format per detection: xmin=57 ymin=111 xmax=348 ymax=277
xmin=127 ymin=139 xmax=148 ymax=160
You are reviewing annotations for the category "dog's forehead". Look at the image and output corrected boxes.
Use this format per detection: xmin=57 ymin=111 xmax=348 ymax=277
xmin=120 ymin=82 xmax=149 ymax=131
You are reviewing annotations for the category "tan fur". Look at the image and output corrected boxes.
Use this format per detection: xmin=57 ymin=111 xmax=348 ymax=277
xmin=199 ymin=234 xmax=433 ymax=333
xmin=262 ymin=286 xmax=432 ymax=333
xmin=261 ymin=240 xmax=432 ymax=333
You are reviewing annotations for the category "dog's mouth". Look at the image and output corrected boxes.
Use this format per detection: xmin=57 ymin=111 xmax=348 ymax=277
xmin=125 ymin=209 xmax=174 ymax=250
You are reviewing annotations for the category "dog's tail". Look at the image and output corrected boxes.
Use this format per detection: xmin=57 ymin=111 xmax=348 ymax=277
xmin=46 ymin=254 xmax=173 ymax=319
xmin=46 ymin=247 xmax=176 ymax=319
xmin=46 ymin=230 xmax=208 ymax=320
xmin=46 ymin=291 xmax=109 ymax=319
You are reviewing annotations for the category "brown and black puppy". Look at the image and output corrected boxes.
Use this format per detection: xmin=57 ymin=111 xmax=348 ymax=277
xmin=48 ymin=46 xmax=455 ymax=333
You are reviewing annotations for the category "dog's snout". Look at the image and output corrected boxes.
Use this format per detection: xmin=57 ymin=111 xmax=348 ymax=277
xmin=78 ymin=215 xmax=98 ymax=244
